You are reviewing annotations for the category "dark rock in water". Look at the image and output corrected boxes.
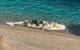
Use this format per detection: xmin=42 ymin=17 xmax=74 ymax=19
xmin=67 ymin=24 xmax=80 ymax=36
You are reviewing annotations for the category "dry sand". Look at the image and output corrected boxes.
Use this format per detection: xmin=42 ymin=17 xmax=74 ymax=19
xmin=0 ymin=25 xmax=80 ymax=50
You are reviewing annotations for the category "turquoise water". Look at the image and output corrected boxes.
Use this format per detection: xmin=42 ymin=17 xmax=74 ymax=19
xmin=0 ymin=0 xmax=80 ymax=25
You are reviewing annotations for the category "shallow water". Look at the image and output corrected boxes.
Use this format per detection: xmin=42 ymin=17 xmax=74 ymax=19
xmin=0 ymin=0 xmax=80 ymax=25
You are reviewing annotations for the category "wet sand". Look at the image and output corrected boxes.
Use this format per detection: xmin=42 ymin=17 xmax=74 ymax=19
xmin=0 ymin=25 xmax=80 ymax=50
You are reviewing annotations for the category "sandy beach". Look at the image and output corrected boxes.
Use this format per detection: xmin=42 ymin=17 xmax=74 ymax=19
xmin=0 ymin=25 xmax=80 ymax=50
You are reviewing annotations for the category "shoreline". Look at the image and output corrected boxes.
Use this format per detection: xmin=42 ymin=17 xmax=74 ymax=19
xmin=0 ymin=24 xmax=80 ymax=39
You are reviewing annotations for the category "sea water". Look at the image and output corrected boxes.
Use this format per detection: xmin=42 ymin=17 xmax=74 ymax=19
xmin=0 ymin=0 xmax=80 ymax=25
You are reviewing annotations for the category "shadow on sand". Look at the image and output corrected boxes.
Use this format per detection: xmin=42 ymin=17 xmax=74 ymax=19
xmin=67 ymin=24 xmax=80 ymax=36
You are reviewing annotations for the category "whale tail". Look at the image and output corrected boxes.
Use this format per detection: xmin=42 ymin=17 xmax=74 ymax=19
xmin=6 ymin=22 xmax=14 ymax=26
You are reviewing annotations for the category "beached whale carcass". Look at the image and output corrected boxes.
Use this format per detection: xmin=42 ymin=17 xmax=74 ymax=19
xmin=26 ymin=20 xmax=65 ymax=30
xmin=5 ymin=21 xmax=24 ymax=26
xmin=42 ymin=22 xmax=65 ymax=30
xmin=5 ymin=20 xmax=65 ymax=30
